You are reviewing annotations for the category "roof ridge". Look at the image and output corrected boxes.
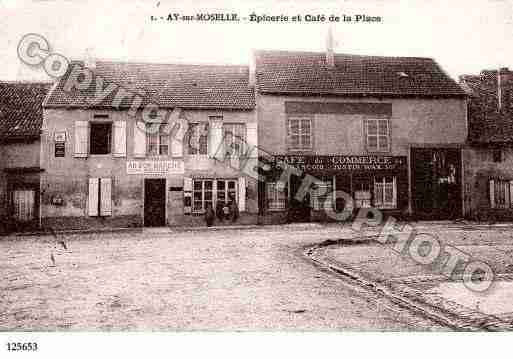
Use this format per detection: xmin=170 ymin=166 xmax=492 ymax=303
xmin=75 ymin=59 xmax=249 ymax=68
xmin=255 ymin=49 xmax=434 ymax=61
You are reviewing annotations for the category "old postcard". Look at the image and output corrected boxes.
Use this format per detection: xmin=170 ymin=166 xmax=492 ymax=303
xmin=0 ymin=0 xmax=512 ymax=357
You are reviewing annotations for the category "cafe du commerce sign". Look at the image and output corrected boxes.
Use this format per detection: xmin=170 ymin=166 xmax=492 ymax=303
xmin=126 ymin=160 xmax=185 ymax=175
xmin=271 ymin=155 xmax=407 ymax=172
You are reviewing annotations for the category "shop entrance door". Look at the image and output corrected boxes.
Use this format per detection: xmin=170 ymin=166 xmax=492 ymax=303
xmin=144 ymin=179 xmax=166 ymax=227
xmin=411 ymin=148 xmax=461 ymax=220
xmin=288 ymin=174 xmax=311 ymax=222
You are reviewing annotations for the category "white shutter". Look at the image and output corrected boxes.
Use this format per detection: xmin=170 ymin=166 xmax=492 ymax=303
xmin=171 ymin=121 xmax=186 ymax=157
xmin=88 ymin=178 xmax=99 ymax=216
xmin=100 ymin=178 xmax=112 ymax=216
xmin=489 ymin=179 xmax=495 ymax=209
xmin=133 ymin=121 xmax=146 ymax=158
xmin=246 ymin=123 xmax=257 ymax=157
xmin=238 ymin=177 xmax=246 ymax=212
xmin=209 ymin=120 xmax=224 ymax=160
xmin=392 ymin=176 xmax=397 ymax=208
xmin=74 ymin=120 xmax=89 ymax=157
xmin=113 ymin=121 xmax=126 ymax=157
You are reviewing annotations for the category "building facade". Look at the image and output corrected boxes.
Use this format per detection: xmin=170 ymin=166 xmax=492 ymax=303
xmin=254 ymin=50 xmax=468 ymax=223
xmin=460 ymin=68 xmax=513 ymax=220
xmin=0 ymin=82 xmax=50 ymax=233
xmin=40 ymin=61 xmax=257 ymax=230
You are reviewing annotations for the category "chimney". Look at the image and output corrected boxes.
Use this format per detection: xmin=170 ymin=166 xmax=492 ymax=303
xmin=325 ymin=27 xmax=335 ymax=68
xmin=84 ymin=47 xmax=96 ymax=69
xmin=498 ymin=67 xmax=512 ymax=112
xmin=249 ymin=50 xmax=256 ymax=87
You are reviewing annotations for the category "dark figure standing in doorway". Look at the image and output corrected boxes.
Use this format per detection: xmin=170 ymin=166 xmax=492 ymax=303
xmin=227 ymin=194 xmax=239 ymax=222
xmin=205 ymin=203 xmax=215 ymax=227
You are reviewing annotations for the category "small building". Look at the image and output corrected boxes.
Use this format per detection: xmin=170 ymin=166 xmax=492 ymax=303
xmin=0 ymin=82 xmax=51 ymax=232
xmin=40 ymin=61 xmax=257 ymax=230
xmin=254 ymin=50 xmax=468 ymax=222
xmin=460 ymin=68 xmax=513 ymax=220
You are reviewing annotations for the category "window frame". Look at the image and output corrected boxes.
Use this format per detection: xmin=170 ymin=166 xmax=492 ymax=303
xmin=287 ymin=116 xmax=313 ymax=151
xmin=89 ymin=121 xmax=112 ymax=155
xmin=365 ymin=119 xmax=391 ymax=153
xmin=266 ymin=182 xmax=287 ymax=211
xmin=491 ymin=179 xmax=511 ymax=209
xmin=192 ymin=179 xmax=238 ymax=214
xmin=146 ymin=122 xmax=170 ymax=156
xmin=373 ymin=176 xmax=397 ymax=209
xmin=222 ymin=122 xmax=246 ymax=157
xmin=311 ymin=177 xmax=334 ymax=211
xmin=188 ymin=122 xmax=209 ymax=155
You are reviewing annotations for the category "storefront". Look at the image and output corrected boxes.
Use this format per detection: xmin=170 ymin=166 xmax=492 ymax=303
xmin=259 ymin=154 xmax=409 ymax=223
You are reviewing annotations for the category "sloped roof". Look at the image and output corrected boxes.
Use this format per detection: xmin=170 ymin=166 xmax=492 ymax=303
xmin=44 ymin=61 xmax=255 ymax=110
xmin=0 ymin=82 xmax=51 ymax=139
xmin=255 ymin=50 xmax=466 ymax=97
xmin=460 ymin=69 xmax=513 ymax=143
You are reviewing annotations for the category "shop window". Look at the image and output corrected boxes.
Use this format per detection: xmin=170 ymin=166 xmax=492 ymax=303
xmin=188 ymin=123 xmax=209 ymax=155
xmin=90 ymin=122 xmax=112 ymax=154
xmin=223 ymin=123 xmax=246 ymax=157
xmin=193 ymin=179 xmax=237 ymax=213
xmin=374 ymin=176 xmax=397 ymax=209
xmin=288 ymin=117 xmax=312 ymax=151
xmin=493 ymin=149 xmax=503 ymax=163
xmin=146 ymin=122 xmax=170 ymax=156
xmin=266 ymin=182 xmax=287 ymax=211
xmin=311 ymin=178 xmax=333 ymax=210
xmin=490 ymin=179 xmax=511 ymax=209
xmin=365 ymin=119 xmax=390 ymax=152
xmin=353 ymin=178 xmax=372 ymax=208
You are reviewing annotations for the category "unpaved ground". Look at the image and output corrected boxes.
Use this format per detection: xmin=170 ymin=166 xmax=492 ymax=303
xmin=0 ymin=224 xmax=446 ymax=331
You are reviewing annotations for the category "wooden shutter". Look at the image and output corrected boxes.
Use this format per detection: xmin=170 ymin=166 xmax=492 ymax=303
xmin=88 ymin=178 xmax=99 ymax=216
xmin=171 ymin=121 xmax=185 ymax=157
xmin=246 ymin=123 xmax=257 ymax=157
xmin=238 ymin=177 xmax=246 ymax=212
xmin=489 ymin=179 xmax=495 ymax=209
xmin=74 ymin=120 xmax=89 ymax=157
xmin=100 ymin=178 xmax=112 ymax=216
xmin=509 ymin=180 xmax=513 ymax=208
xmin=133 ymin=121 xmax=146 ymax=158
xmin=113 ymin=121 xmax=126 ymax=157
xmin=209 ymin=119 xmax=224 ymax=160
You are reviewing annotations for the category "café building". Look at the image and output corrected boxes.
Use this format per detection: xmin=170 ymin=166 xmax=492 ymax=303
xmin=254 ymin=49 xmax=468 ymax=222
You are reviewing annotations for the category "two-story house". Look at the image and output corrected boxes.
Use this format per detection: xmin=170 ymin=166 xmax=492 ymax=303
xmin=40 ymin=61 xmax=257 ymax=230
xmin=253 ymin=50 xmax=468 ymax=223
xmin=0 ymin=81 xmax=51 ymax=233
xmin=460 ymin=68 xmax=513 ymax=220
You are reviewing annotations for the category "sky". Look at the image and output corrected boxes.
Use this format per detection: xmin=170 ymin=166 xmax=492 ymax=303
xmin=1 ymin=0 xmax=512 ymax=81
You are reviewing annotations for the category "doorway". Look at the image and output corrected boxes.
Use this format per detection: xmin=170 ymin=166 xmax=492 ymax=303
xmin=144 ymin=178 xmax=166 ymax=227
xmin=411 ymin=148 xmax=461 ymax=219
xmin=288 ymin=174 xmax=311 ymax=222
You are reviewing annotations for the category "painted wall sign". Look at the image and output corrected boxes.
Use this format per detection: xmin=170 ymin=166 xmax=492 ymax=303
xmin=126 ymin=160 xmax=185 ymax=175
xmin=54 ymin=142 xmax=65 ymax=157
xmin=268 ymin=155 xmax=407 ymax=172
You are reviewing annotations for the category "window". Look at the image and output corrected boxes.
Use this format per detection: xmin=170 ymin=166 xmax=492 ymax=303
xmin=193 ymin=179 xmax=237 ymax=213
xmin=366 ymin=119 xmax=390 ymax=152
xmin=188 ymin=123 xmax=209 ymax=155
xmin=266 ymin=182 xmax=287 ymax=211
xmin=374 ymin=176 xmax=397 ymax=209
xmin=223 ymin=123 xmax=246 ymax=157
xmin=311 ymin=178 xmax=333 ymax=210
xmin=493 ymin=149 xmax=503 ymax=163
xmin=88 ymin=177 xmax=112 ymax=216
xmin=146 ymin=123 xmax=170 ymax=156
xmin=90 ymin=122 xmax=112 ymax=154
xmin=288 ymin=117 xmax=312 ymax=151
xmin=490 ymin=179 xmax=511 ymax=209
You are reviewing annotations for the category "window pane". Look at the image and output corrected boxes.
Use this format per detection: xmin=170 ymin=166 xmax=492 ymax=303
xmin=205 ymin=191 xmax=212 ymax=201
xmin=193 ymin=192 xmax=202 ymax=201
xmin=368 ymin=136 xmax=378 ymax=149
xmin=301 ymin=119 xmax=311 ymax=131
xmin=194 ymin=181 xmax=202 ymax=190
xmin=159 ymin=145 xmax=169 ymax=155
xmin=378 ymin=120 xmax=388 ymax=135
xmin=367 ymin=121 xmax=377 ymax=135
xmin=379 ymin=136 xmax=389 ymax=151
xmin=193 ymin=201 xmax=203 ymax=211
xmin=301 ymin=135 xmax=311 ymax=147
xmin=217 ymin=181 xmax=225 ymax=189
xmin=289 ymin=120 xmax=299 ymax=134
xmin=228 ymin=181 xmax=236 ymax=189
xmin=290 ymin=135 xmax=300 ymax=147
xmin=204 ymin=181 xmax=213 ymax=190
